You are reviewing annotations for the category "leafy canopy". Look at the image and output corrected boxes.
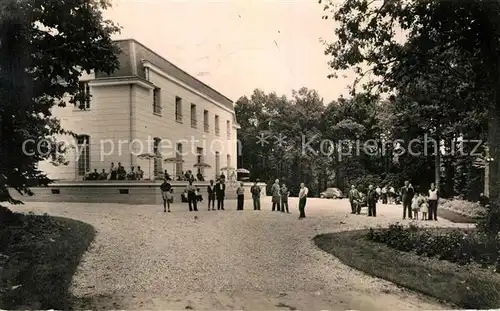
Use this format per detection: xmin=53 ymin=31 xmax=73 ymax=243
xmin=0 ymin=0 xmax=120 ymax=207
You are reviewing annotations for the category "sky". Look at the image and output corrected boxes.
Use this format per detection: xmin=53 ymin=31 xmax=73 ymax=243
xmin=103 ymin=0 xmax=357 ymax=103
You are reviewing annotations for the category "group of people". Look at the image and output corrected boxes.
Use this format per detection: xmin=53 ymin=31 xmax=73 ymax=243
xmin=268 ymin=179 xmax=309 ymax=219
xmin=84 ymin=162 xmax=145 ymax=181
xmin=401 ymin=181 xmax=439 ymax=220
xmin=159 ymin=177 xmax=310 ymax=219
xmin=348 ymin=181 xmax=440 ymax=220
xmin=348 ymin=184 xmax=379 ymax=216
xmin=374 ymin=185 xmax=398 ymax=204
xmin=160 ymin=178 xmax=228 ymax=212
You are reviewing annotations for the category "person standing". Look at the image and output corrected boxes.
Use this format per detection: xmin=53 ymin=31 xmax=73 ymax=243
xmin=271 ymin=179 xmax=281 ymax=211
xmin=109 ymin=162 xmax=117 ymax=180
xmin=215 ymin=178 xmax=225 ymax=210
xmin=421 ymin=195 xmax=429 ymax=220
xmin=186 ymin=180 xmax=198 ymax=211
xmin=348 ymin=185 xmax=360 ymax=214
xmin=428 ymin=183 xmax=439 ymax=221
xmin=298 ymin=182 xmax=308 ymax=219
xmin=250 ymin=181 xmax=261 ymax=210
xmin=236 ymin=182 xmax=245 ymax=210
xmin=411 ymin=191 xmax=423 ymax=220
xmin=381 ymin=186 xmax=388 ymax=204
xmin=207 ymin=180 xmax=216 ymax=211
xmin=280 ymin=183 xmax=290 ymax=213
xmin=375 ymin=186 xmax=381 ymax=202
xmin=136 ymin=166 xmax=144 ymax=180
xmin=367 ymin=185 xmax=378 ymax=217
xmin=389 ymin=185 xmax=395 ymax=204
xmin=401 ymin=180 xmax=415 ymax=219
xmin=160 ymin=178 xmax=172 ymax=213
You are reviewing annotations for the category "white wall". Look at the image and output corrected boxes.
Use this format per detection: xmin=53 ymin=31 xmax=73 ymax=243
xmin=40 ymin=67 xmax=238 ymax=181
xmin=40 ymin=83 xmax=132 ymax=180
xmin=135 ymin=66 xmax=237 ymax=180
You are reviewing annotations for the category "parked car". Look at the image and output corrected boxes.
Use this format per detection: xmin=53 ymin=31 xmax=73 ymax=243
xmin=319 ymin=187 xmax=343 ymax=199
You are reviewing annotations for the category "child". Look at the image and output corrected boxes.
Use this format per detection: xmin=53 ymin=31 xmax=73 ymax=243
xmin=411 ymin=192 xmax=423 ymax=220
xmin=165 ymin=188 xmax=174 ymax=212
xmin=195 ymin=188 xmax=203 ymax=202
xmin=160 ymin=178 xmax=172 ymax=213
xmin=420 ymin=195 xmax=429 ymax=220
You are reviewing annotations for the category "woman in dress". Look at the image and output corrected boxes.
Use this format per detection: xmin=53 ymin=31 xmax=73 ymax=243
xmin=411 ymin=191 xmax=424 ymax=220
xmin=420 ymin=195 xmax=429 ymax=220
xmin=109 ymin=162 xmax=117 ymax=180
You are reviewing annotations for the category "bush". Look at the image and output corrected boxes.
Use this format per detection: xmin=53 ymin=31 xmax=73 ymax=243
xmin=349 ymin=174 xmax=383 ymax=194
xmin=316 ymin=230 xmax=500 ymax=309
xmin=366 ymin=223 xmax=500 ymax=268
xmin=477 ymin=202 xmax=500 ymax=238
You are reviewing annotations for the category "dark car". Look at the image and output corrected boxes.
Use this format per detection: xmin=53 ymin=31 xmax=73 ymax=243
xmin=319 ymin=187 xmax=343 ymax=199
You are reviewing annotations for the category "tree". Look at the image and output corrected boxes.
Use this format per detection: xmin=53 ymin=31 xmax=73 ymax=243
xmin=320 ymin=0 xmax=498 ymax=200
xmin=0 ymin=0 xmax=120 ymax=216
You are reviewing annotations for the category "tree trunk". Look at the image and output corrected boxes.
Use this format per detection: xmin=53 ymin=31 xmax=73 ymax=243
xmin=435 ymin=130 xmax=441 ymax=192
xmin=485 ymin=5 xmax=500 ymax=203
xmin=488 ymin=105 xmax=500 ymax=202
xmin=485 ymin=145 xmax=490 ymax=197
xmin=487 ymin=54 xmax=500 ymax=202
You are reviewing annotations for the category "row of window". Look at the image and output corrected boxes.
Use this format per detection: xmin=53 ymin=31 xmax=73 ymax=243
xmin=154 ymin=89 xmax=232 ymax=138
xmin=75 ymin=135 xmax=231 ymax=178
xmin=74 ymin=83 xmax=233 ymax=140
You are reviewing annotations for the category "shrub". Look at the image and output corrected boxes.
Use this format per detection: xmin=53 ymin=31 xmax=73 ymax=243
xmin=477 ymin=202 xmax=500 ymax=238
xmin=366 ymin=223 xmax=500 ymax=268
xmin=349 ymin=174 xmax=383 ymax=194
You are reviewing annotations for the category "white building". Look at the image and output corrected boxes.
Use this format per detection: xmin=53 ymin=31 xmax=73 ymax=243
xmin=40 ymin=39 xmax=240 ymax=181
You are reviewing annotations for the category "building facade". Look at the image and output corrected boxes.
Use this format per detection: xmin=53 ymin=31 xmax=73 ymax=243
xmin=40 ymin=39 xmax=240 ymax=181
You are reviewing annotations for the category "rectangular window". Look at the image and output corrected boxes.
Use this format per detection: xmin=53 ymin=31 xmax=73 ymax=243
xmin=227 ymin=154 xmax=231 ymax=168
xmin=191 ymin=104 xmax=197 ymax=128
xmin=227 ymin=120 xmax=231 ymax=139
xmin=215 ymin=151 xmax=220 ymax=177
xmin=175 ymin=97 xmax=183 ymax=122
xmin=176 ymin=143 xmax=183 ymax=178
xmin=153 ymin=87 xmax=161 ymax=115
xmin=76 ymin=135 xmax=90 ymax=176
xmin=76 ymin=81 xmax=90 ymax=109
xmin=153 ymin=137 xmax=162 ymax=178
xmin=215 ymin=115 xmax=220 ymax=136
xmin=204 ymin=110 xmax=209 ymax=132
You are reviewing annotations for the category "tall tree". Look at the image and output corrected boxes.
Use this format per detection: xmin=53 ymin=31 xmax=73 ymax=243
xmin=0 ymin=0 xmax=120 ymax=214
xmin=320 ymin=0 xmax=498 ymax=200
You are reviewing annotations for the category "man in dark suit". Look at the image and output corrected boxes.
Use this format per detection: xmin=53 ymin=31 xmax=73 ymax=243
xmin=366 ymin=185 xmax=378 ymax=217
xmin=186 ymin=180 xmax=198 ymax=212
xmin=207 ymin=180 xmax=216 ymax=211
xmin=400 ymin=180 xmax=415 ymax=219
xmin=215 ymin=179 xmax=225 ymax=210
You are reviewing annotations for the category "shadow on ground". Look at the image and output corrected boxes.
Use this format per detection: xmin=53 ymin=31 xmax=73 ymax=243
xmin=0 ymin=211 xmax=96 ymax=309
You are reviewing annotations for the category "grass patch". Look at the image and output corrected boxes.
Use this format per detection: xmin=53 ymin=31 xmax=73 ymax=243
xmin=440 ymin=199 xmax=485 ymax=221
xmin=438 ymin=208 xmax=478 ymax=223
xmin=0 ymin=212 xmax=95 ymax=309
xmin=314 ymin=230 xmax=500 ymax=309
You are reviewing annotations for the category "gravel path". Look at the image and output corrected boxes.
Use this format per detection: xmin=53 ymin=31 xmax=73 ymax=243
xmin=9 ymin=198 xmax=473 ymax=310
